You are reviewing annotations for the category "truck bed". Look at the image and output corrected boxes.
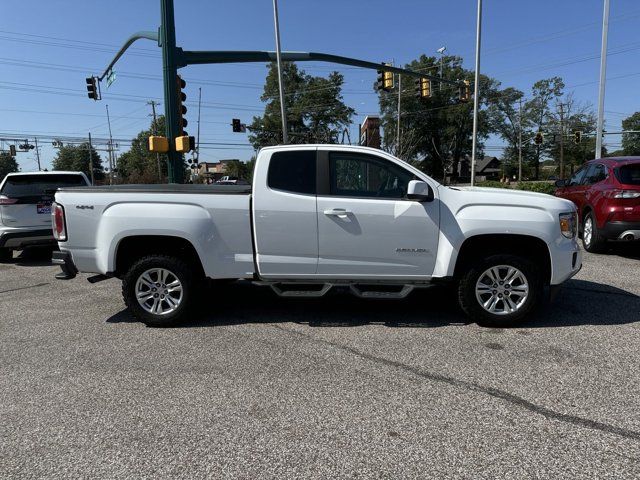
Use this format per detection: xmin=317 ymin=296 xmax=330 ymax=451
xmin=57 ymin=184 xmax=252 ymax=195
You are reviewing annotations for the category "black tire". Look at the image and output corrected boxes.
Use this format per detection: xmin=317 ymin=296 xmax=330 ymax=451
xmin=581 ymin=211 xmax=607 ymax=253
xmin=458 ymin=254 xmax=542 ymax=328
xmin=122 ymin=255 xmax=198 ymax=327
xmin=0 ymin=248 xmax=12 ymax=262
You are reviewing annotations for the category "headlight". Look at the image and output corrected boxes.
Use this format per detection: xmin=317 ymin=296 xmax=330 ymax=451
xmin=559 ymin=212 xmax=577 ymax=239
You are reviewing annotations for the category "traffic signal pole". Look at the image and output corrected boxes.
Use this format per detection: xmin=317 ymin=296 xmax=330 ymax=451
xmin=160 ymin=0 xmax=183 ymax=183
xmin=94 ymin=0 xmax=467 ymax=183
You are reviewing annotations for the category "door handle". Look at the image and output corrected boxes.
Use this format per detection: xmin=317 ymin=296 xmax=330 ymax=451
xmin=324 ymin=208 xmax=351 ymax=218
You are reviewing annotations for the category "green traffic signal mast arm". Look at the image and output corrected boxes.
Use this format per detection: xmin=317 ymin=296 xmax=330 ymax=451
xmin=176 ymin=50 xmax=465 ymax=86
xmin=98 ymin=31 xmax=159 ymax=81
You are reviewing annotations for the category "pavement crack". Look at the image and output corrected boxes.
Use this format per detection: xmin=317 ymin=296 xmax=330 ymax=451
xmin=272 ymin=324 xmax=640 ymax=442
xmin=0 ymin=282 xmax=49 ymax=294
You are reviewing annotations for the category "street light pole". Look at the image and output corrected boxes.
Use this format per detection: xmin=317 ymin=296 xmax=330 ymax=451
xmin=470 ymin=0 xmax=482 ymax=186
xmin=396 ymin=74 xmax=401 ymax=156
xmin=272 ymin=0 xmax=289 ymax=144
xmin=518 ymin=98 xmax=523 ymax=182
xmin=105 ymin=104 xmax=114 ymax=185
xmin=595 ymin=0 xmax=610 ymax=159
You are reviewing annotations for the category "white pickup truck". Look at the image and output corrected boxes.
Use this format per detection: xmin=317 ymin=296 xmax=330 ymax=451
xmin=52 ymin=145 xmax=581 ymax=327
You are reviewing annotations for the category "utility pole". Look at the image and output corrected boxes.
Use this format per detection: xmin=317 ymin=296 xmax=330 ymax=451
xmin=88 ymin=132 xmax=95 ymax=185
xmin=518 ymin=98 xmax=523 ymax=182
xmin=196 ymin=86 xmax=202 ymax=164
xmin=396 ymin=74 xmax=402 ymax=157
xmin=558 ymin=103 xmax=566 ymax=180
xmin=34 ymin=137 xmax=41 ymax=171
xmin=437 ymin=46 xmax=446 ymax=91
xmin=595 ymin=0 xmax=610 ymax=159
xmin=272 ymin=0 xmax=288 ymax=144
xmin=470 ymin=0 xmax=482 ymax=186
xmin=147 ymin=100 xmax=162 ymax=181
xmin=105 ymin=104 xmax=114 ymax=184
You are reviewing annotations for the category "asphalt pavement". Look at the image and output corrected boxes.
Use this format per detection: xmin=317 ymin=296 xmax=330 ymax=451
xmin=1 ymin=245 xmax=639 ymax=479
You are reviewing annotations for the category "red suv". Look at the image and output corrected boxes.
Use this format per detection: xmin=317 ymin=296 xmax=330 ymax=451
xmin=555 ymin=157 xmax=640 ymax=253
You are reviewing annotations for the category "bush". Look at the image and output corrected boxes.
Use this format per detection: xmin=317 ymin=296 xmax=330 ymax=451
xmin=516 ymin=181 xmax=556 ymax=195
xmin=476 ymin=180 xmax=510 ymax=189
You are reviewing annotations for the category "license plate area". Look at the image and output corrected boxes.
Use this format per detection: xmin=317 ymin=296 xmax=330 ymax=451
xmin=37 ymin=203 xmax=52 ymax=214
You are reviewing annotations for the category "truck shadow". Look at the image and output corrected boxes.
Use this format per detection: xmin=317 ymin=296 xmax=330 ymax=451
xmin=2 ymin=247 xmax=56 ymax=267
xmin=107 ymin=278 xmax=640 ymax=329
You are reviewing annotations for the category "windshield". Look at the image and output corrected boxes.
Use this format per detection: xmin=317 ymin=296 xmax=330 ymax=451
xmin=615 ymin=164 xmax=640 ymax=186
xmin=1 ymin=174 xmax=87 ymax=196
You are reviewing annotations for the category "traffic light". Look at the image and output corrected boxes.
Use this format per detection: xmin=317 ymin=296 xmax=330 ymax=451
xmin=534 ymin=132 xmax=544 ymax=145
xmin=86 ymin=76 xmax=99 ymax=101
xmin=375 ymin=63 xmax=394 ymax=92
xmin=9 ymin=145 xmax=16 ymax=156
xmin=415 ymin=78 xmax=432 ymax=99
xmin=232 ymin=118 xmax=243 ymax=133
xmin=573 ymin=130 xmax=582 ymax=144
xmin=175 ymin=135 xmax=195 ymax=153
xmin=176 ymin=75 xmax=187 ymax=134
xmin=148 ymin=136 xmax=169 ymax=153
xmin=459 ymin=80 xmax=471 ymax=102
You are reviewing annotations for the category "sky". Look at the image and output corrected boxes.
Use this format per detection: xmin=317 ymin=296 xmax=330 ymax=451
xmin=1 ymin=0 xmax=639 ymax=172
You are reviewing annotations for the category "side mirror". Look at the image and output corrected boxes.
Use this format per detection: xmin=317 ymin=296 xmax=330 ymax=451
xmin=407 ymin=180 xmax=434 ymax=202
xmin=554 ymin=179 xmax=567 ymax=188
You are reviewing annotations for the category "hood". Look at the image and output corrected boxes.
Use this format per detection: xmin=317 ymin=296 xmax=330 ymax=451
xmin=442 ymin=186 xmax=576 ymax=212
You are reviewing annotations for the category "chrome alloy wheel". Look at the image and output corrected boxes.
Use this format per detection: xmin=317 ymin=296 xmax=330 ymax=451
xmin=475 ymin=265 xmax=529 ymax=316
xmin=583 ymin=216 xmax=593 ymax=246
xmin=135 ymin=268 xmax=183 ymax=315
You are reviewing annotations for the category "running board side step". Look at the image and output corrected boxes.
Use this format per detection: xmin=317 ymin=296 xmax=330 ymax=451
xmin=255 ymin=281 xmax=423 ymax=299
xmin=268 ymin=283 xmax=333 ymax=297
xmin=350 ymin=284 xmax=414 ymax=299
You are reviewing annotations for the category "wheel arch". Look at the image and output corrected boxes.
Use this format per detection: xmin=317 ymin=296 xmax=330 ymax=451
xmin=453 ymin=234 xmax=552 ymax=285
xmin=114 ymin=235 xmax=205 ymax=278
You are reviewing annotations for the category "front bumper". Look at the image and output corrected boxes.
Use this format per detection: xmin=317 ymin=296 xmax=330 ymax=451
xmin=0 ymin=228 xmax=55 ymax=249
xmin=550 ymin=239 xmax=582 ymax=285
xmin=52 ymin=250 xmax=77 ymax=280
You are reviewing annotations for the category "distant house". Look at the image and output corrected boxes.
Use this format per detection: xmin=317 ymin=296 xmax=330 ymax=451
xmin=197 ymin=159 xmax=239 ymax=181
xmin=452 ymin=155 xmax=502 ymax=182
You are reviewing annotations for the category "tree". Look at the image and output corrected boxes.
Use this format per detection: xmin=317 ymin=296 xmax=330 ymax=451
xmin=222 ymin=160 xmax=248 ymax=179
xmin=117 ymin=116 xmax=170 ymax=183
xmin=0 ymin=152 xmax=19 ymax=183
xmin=52 ymin=143 xmax=104 ymax=180
xmin=525 ymin=77 xmax=564 ymax=179
xmin=546 ymin=94 xmax=598 ymax=171
xmin=379 ymin=55 xmax=497 ymax=181
xmin=622 ymin=112 xmax=640 ymax=155
xmin=249 ymin=63 xmax=355 ymax=148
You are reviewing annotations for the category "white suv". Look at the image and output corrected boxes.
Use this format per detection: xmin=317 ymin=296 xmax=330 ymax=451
xmin=0 ymin=171 xmax=90 ymax=261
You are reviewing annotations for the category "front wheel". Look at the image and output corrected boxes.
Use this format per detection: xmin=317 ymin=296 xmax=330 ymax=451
xmin=582 ymin=211 xmax=607 ymax=253
xmin=122 ymin=255 xmax=197 ymax=327
xmin=458 ymin=254 xmax=542 ymax=328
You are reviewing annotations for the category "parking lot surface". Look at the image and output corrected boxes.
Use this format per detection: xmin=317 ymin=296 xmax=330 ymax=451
xmin=1 ymin=246 xmax=639 ymax=479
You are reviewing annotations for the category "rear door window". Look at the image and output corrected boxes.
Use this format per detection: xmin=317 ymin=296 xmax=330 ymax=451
xmin=568 ymin=167 xmax=587 ymax=186
xmin=1 ymin=174 xmax=87 ymax=197
xmin=267 ymin=150 xmax=316 ymax=195
xmin=615 ymin=164 xmax=640 ymax=186
xmin=584 ymin=164 xmax=607 ymax=184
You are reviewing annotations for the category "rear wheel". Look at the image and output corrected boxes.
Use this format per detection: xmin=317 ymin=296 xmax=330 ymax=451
xmin=582 ymin=211 xmax=607 ymax=253
xmin=458 ymin=254 xmax=542 ymax=328
xmin=122 ymin=255 xmax=198 ymax=327
xmin=0 ymin=248 xmax=12 ymax=262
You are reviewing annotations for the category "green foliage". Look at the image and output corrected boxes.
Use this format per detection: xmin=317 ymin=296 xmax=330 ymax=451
xmin=222 ymin=160 xmax=248 ymax=179
xmin=378 ymin=55 xmax=496 ymax=181
xmin=477 ymin=180 xmax=510 ymax=189
xmin=477 ymin=180 xmax=555 ymax=195
xmin=517 ymin=181 xmax=555 ymax=195
xmin=52 ymin=143 xmax=103 ymax=179
xmin=622 ymin=112 xmax=640 ymax=155
xmin=0 ymin=152 xmax=19 ymax=183
xmin=249 ymin=63 xmax=355 ymax=148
